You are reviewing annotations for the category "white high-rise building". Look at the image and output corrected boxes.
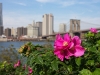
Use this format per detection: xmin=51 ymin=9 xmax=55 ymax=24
xmin=59 ymin=23 xmax=66 ymax=33
xmin=27 ymin=24 xmax=34 ymax=37
xmin=11 ymin=27 xmax=17 ymax=37
xmin=27 ymin=24 xmax=39 ymax=38
xmin=42 ymin=14 xmax=54 ymax=36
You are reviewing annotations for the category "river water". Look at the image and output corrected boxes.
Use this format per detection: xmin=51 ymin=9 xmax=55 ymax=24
xmin=0 ymin=41 xmax=54 ymax=49
xmin=0 ymin=41 xmax=54 ymax=64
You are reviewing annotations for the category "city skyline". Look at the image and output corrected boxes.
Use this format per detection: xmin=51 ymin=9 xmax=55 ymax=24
xmin=0 ymin=0 xmax=100 ymax=32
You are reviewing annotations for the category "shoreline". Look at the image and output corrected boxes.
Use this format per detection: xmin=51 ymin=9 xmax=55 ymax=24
xmin=0 ymin=38 xmax=55 ymax=42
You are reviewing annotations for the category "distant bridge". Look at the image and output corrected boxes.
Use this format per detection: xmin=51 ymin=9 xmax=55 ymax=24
xmin=41 ymin=27 xmax=100 ymax=39
xmin=41 ymin=19 xmax=100 ymax=39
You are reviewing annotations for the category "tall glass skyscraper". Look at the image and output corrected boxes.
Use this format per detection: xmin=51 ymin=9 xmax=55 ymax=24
xmin=0 ymin=3 xmax=3 ymax=26
xmin=0 ymin=3 xmax=3 ymax=35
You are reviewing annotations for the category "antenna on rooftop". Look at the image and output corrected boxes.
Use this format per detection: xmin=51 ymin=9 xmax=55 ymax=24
xmin=33 ymin=20 xmax=35 ymax=26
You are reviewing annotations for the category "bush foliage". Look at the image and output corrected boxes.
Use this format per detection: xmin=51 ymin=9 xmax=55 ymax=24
xmin=1 ymin=28 xmax=100 ymax=75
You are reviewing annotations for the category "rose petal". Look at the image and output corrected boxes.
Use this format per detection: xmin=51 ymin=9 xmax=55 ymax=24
xmin=74 ymin=45 xmax=85 ymax=57
xmin=54 ymin=49 xmax=64 ymax=61
xmin=63 ymin=33 xmax=71 ymax=42
xmin=72 ymin=36 xmax=81 ymax=45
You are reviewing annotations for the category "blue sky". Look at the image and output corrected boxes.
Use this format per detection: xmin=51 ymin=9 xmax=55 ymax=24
xmin=0 ymin=0 xmax=100 ymax=32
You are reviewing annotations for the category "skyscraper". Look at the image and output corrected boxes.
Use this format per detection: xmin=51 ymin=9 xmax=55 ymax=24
xmin=0 ymin=26 xmax=3 ymax=35
xmin=17 ymin=27 xmax=27 ymax=38
xmin=5 ymin=28 xmax=11 ymax=38
xmin=42 ymin=14 xmax=54 ymax=36
xmin=0 ymin=3 xmax=3 ymax=26
xmin=0 ymin=3 xmax=3 ymax=36
xmin=11 ymin=27 xmax=17 ymax=37
xmin=59 ymin=23 xmax=66 ymax=33
xmin=27 ymin=24 xmax=39 ymax=38
xmin=36 ymin=22 xmax=42 ymax=36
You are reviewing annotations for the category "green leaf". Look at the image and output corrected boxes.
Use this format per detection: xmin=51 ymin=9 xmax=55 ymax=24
xmin=39 ymin=71 xmax=45 ymax=75
xmin=58 ymin=61 xmax=67 ymax=67
xmin=79 ymin=69 xmax=92 ymax=75
xmin=88 ymin=47 xmax=97 ymax=52
xmin=35 ymin=56 xmax=43 ymax=64
xmin=97 ymin=53 xmax=100 ymax=62
xmin=75 ymin=57 xmax=81 ymax=66
xmin=86 ymin=60 xmax=94 ymax=66
xmin=37 ymin=56 xmax=43 ymax=64
xmin=97 ymin=40 xmax=100 ymax=45
xmin=67 ymin=65 xmax=72 ymax=73
xmin=93 ymin=68 xmax=100 ymax=75
xmin=51 ymin=60 xmax=58 ymax=71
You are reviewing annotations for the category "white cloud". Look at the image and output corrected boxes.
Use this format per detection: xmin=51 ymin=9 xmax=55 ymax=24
xmin=14 ymin=2 xmax=26 ymax=6
xmin=36 ymin=0 xmax=100 ymax=7
xmin=59 ymin=0 xmax=97 ymax=7
xmin=36 ymin=0 xmax=56 ymax=3
xmin=59 ymin=1 xmax=75 ymax=7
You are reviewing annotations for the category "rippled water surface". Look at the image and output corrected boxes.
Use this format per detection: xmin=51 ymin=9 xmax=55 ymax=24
xmin=0 ymin=41 xmax=54 ymax=49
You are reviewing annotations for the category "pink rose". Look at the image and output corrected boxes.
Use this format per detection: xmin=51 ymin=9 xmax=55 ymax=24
xmin=54 ymin=33 xmax=85 ymax=61
xmin=90 ymin=28 xmax=97 ymax=33
xmin=14 ymin=60 xmax=21 ymax=68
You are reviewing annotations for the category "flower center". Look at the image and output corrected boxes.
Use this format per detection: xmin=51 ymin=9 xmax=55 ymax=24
xmin=63 ymin=41 xmax=68 ymax=46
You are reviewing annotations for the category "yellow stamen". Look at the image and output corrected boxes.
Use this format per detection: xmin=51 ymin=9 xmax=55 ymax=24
xmin=63 ymin=41 xmax=68 ymax=46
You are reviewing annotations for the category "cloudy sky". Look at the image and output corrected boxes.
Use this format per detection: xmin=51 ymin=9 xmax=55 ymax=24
xmin=0 ymin=0 xmax=100 ymax=32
